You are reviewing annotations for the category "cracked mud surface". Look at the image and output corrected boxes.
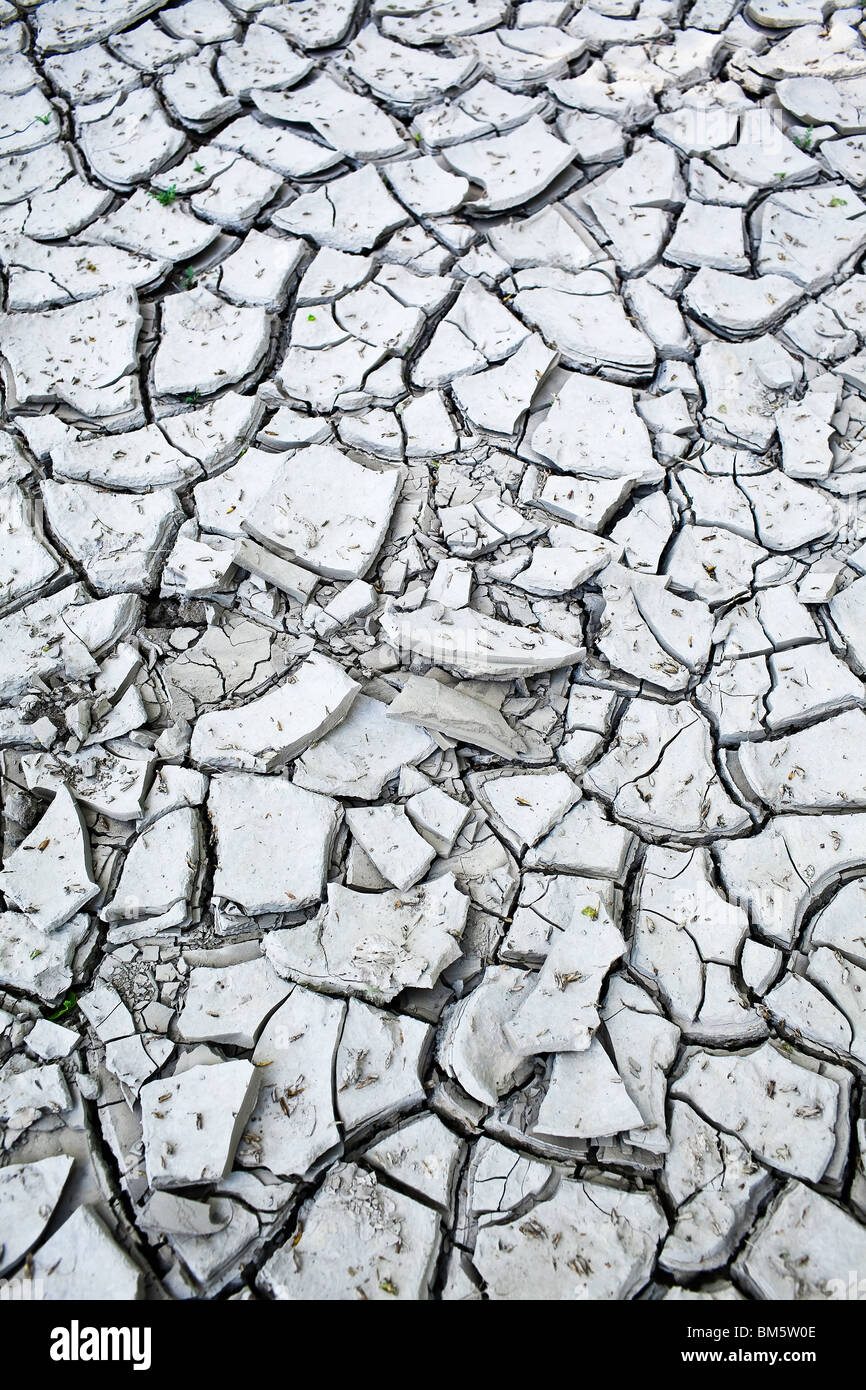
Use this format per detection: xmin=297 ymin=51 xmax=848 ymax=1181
xmin=2 ymin=0 xmax=866 ymax=1305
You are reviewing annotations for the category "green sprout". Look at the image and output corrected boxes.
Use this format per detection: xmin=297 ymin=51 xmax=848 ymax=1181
xmin=34 ymin=113 xmax=52 ymax=125
xmin=183 ymin=388 xmax=201 ymax=405
xmin=29 ymin=949 xmax=42 ymax=960
xmin=48 ymin=991 xmax=78 ymax=1021
xmin=830 ymin=196 xmax=848 ymax=207
xmin=792 ymin=125 xmax=814 ymax=151
xmin=307 ymin=312 xmax=316 ymax=321
xmin=183 ymin=266 xmax=196 ymax=289
xmin=194 ymin=161 xmax=205 ymax=174
xmin=581 ymin=903 xmax=599 ymax=920
xmin=150 ymin=183 xmax=177 ymax=206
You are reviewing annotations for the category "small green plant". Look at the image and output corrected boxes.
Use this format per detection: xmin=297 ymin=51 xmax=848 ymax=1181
xmin=307 ymin=312 xmax=317 ymax=321
xmin=775 ymin=171 xmax=787 ymax=179
xmin=183 ymin=266 xmax=196 ymax=289
xmin=581 ymin=903 xmax=599 ymax=920
xmin=830 ymin=196 xmax=848 ymax=207
xmin=34 ymin=112 xmax=52 ymax=125
xmin=792 ymin=124 xmax=814 ymax=151
xmin=194 ymin=161 xmax=205 ymax=174
xmin=29 ymin=949 xmax=42 ymax=960
xmin=413 ymin=132 xmax=421 ymax=144
xmin=183 ymin=388 xmax=201 ymax=405
xmin=48 ymin=991 xmax=78 ymax=1021
xmin=150 ymin=183 xmax=177 ymax=207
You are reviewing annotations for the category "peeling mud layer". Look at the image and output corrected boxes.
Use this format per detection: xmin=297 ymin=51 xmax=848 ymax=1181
xmin=2 ymin=0 xmax=866 ymax=1306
